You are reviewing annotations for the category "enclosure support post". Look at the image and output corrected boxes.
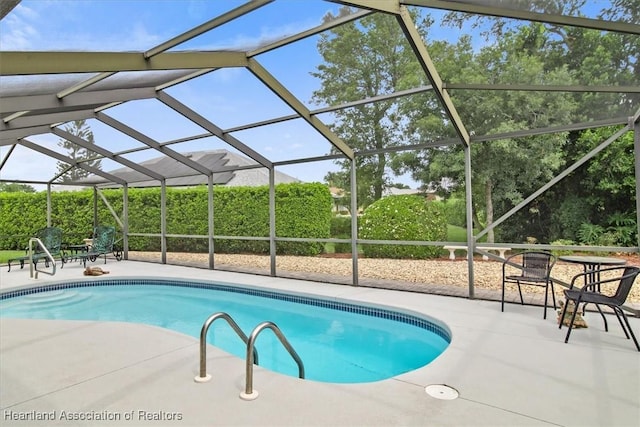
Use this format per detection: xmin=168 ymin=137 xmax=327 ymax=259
xmin=350 ymin=158 xmax=359 ymax=286
xmin=160 ymin=179 xmax=167 ymax=264
xmin=633 ymin=115 xmax=640 ymax=251
xmin=269 ymin=166 xmax=276 ymax=276
xmin=208 ymin=174 xmax=215 ymax=270
xmin=93 ymin=187 xmax=98 ymax=228
xmin=464 ymin=144 xmax=475 ymax=298
xmin=123 ymin=184 xmax=129 ymax=260
xmin=46 ymin=183 xmax=51 ymax=227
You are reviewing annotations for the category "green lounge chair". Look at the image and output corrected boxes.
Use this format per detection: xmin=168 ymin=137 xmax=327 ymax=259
xmin=7 ymin=227 xmax=65 ymax=272
xmin=71 ymin=225 xmax=116 ymax=267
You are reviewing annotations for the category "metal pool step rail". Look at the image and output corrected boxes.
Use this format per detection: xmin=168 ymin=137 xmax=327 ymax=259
xmin=194 ymin=312 xmax=305 ymax=401
xmin=240 ymin=321 xmax=305 ymax=401
xmin=194 ymin=312 xmax=258 ymax=383
xmin=29 ymin=237 xmax=56 ymax=279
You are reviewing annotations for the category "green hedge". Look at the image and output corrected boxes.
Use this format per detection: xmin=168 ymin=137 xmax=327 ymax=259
xmin=0 ymin=183 xmax=332 ymax=256
xmin=330 ymin=216 xmax=353 ymax=253
xmin=359 ymin=195 xmax=447 ymax=259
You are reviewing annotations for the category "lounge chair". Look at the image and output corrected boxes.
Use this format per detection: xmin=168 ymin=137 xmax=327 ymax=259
xmin=69 ymin=225 xmax=116 ymax=267
xmin=7 ymin=226 xmax=65 ymax=272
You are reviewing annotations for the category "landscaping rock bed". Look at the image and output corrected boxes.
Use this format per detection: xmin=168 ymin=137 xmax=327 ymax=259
xmin=128 ymin=251 xmax=640 ymax=305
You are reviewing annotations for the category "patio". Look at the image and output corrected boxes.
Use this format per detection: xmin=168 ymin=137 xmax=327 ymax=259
xmin=1 ymin=260 xmax=639 ymax=426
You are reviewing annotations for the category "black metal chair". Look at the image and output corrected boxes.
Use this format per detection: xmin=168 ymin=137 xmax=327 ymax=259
xmin=501 ymin=251 xmax=557 ymax=319
xmin=559 ymin=265 xmax=640 ymax=352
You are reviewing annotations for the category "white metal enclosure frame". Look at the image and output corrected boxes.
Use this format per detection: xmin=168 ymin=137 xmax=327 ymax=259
xmin=0 ymin=0 xmax=638 ymax=299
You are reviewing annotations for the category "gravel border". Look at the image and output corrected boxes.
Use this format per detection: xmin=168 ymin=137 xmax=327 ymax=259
xmin=127 ymin=252 xmax=640 ymax=306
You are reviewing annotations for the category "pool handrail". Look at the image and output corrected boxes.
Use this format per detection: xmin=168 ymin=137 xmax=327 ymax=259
xmin=194 ymin=312 xmax=258 ymax=383
xmin=240 ymin=321 xmax=305 ymax=401
xmin=28 ymin=237 xmax=56 ymax=279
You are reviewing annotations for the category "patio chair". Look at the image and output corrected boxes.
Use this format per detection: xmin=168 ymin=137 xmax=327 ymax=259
xmin=501 ymin=250 xmax=557 ymax=319
xmin=7 ymin=226 xmax=65 ymax=272
xmin=559 ymin=265 xmax=640 ymax=352
xmin=70 ymin=225 xmax=116 ymax=267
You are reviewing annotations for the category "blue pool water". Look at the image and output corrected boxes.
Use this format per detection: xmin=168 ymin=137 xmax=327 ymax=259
xmin=0 ymin=279 xmax=450 ymax=383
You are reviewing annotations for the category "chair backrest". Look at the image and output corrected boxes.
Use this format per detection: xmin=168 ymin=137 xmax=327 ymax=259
xmin=611 ymin=266 xmax=640 ymax=305
xmin=91 ymin=225 xmax=116 ymax=253
xmin=521 ymin=251 xmax=555 ymax=279
xmin=35 ymin=226 xmax=63 ymax=255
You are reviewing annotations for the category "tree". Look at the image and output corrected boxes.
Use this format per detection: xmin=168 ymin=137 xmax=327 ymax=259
xmin=395 ymin=2 xmax=638 ymax=243
xmin=56 ymin=120 xmax=102 ymax=182
xmin=550 ymin=126 xmax=637 ymax=243
xmin=394 ymin=25 xmax=575 ymax=243
xmin=312 ymin=7 xmax=427 ymax=208
xmin=0 ymin=182 xmax=36 ymax=192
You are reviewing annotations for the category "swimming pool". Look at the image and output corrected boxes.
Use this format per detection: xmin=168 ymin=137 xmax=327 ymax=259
xmin=0 ymin=279 xmax=450 ymax=383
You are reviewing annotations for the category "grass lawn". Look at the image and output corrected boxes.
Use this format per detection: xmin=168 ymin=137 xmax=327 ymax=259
xmin=0 ymin=250 xmax=26 ymax=265
xmin=447 ymin=225 xmax=487 ymax=242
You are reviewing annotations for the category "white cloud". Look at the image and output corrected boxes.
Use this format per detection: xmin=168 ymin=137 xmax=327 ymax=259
xmin=211 ymin=67 xmax=242 ymax=83
xmin=0 ymin=4 xmax=40 ymax=49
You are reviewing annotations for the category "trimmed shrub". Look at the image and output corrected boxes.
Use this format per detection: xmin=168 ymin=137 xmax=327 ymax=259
xmin=442 ymin=197 xmax=466 ymax=228
xmin=274 ymin=183 xmax=332 ymax=255
xmin=359 ymin=195 xmax=447 ymax=259
xmin=549 ymin=239 xmax=575 ymax=256
xmin=0 ymin=183 xmax=331 ymax=256
xmin=330 ymin=216 xmax=351 ymax=236
xmin=330 ymin=216 xmax=354 ymax=253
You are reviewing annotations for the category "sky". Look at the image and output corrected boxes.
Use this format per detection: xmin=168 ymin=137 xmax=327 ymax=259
xmin=0 ymin=0 xmax=618 ymax=190
xmin=1 ymin=0 xmax=402 ymax=190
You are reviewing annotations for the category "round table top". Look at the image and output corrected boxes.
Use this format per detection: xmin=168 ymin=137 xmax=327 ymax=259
xmin=559 ymin=255 xmax=627 ymax=266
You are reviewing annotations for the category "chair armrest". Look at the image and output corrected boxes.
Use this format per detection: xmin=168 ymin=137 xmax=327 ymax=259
xmin=569 ymin=267 xmax=633 ymax=293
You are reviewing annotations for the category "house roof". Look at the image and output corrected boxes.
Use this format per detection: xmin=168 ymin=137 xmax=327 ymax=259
xmin=81 ymin=149 xmax=300 ymax=188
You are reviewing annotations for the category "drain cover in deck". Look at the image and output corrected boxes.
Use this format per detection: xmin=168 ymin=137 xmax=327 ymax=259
xmin=425 ymin=384 xmax=459 ymax=400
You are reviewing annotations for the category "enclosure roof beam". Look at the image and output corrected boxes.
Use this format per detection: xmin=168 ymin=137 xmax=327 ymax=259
xmin=0 ymin=178 xmax=53 ymax=185
xmin=0 ymin=51 xmax=248 ymax=76
xmin=0 ymin=144 xmax=16 ymax=171
xmin=56 ymin=73 xmax=116 ymax=99
xmin=51 ymin=128 xmax=165 ymax=182
xmin=156 ymin=91 xmax=272 ymax=168
xmin=406 ymin=0 xmax=640 ymax=35
xmin=247 ymin=58 xmax=354 ymax=159
xmin=1 ymin=87 xmax=158 ymax=116
xmin=0 ymin=126 xmax=53 ymax=145
xmin=145 ymin=0 xmax=274 ymax=58
xmin=225 ymin=85 xmax=435 ymax=133
xmin=443 ymin=83 xmax=640 ymax=93
xmin=248 ymin=9 xmax=374 ymax=57
xmin=155 ymin=68 xmax=217 ymax=91
xmin=396 ymin=6 xmax=470 ymax=146
xmin=472 ymin=117 xmax=629 ymax=143
xmin=0 ymin=109 xmax=96 ymax=131
xmin=95 ymin=112 xmax=212 ymax=176
xmin=328 ymin=0 xmax=400 ymax=14
xmin=19 ymin=138 xmax=127 ymax=185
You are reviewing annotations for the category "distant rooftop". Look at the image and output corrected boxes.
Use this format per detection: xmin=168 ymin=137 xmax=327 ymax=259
xmin=79 ymin=149 xmax=301 ymax=188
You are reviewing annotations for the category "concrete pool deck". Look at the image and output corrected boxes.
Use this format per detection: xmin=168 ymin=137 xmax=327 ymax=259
xmin=1 ymin=260 xmax=639 ymax=426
